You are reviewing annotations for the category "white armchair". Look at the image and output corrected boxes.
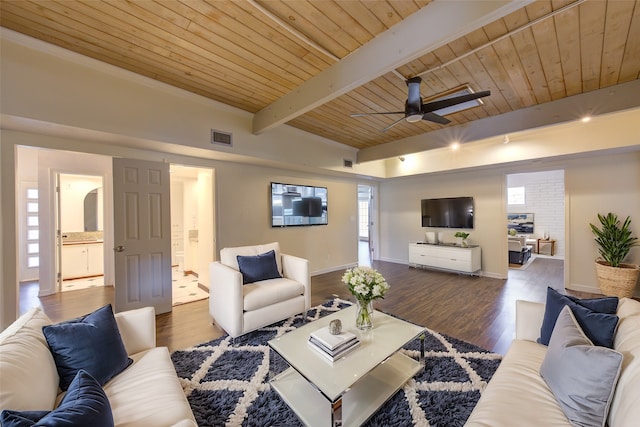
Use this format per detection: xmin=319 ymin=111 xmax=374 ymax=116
xmin=209 ymin=242 xmax=310 ymax=338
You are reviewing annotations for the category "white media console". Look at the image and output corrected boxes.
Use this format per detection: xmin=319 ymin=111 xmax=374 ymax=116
xmin=409 ymin=242 xmax=481 ymax=275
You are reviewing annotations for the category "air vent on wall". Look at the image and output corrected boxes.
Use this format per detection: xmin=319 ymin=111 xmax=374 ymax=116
xmin=211 ymin=129 xmax=232 ymax=146
xmin=343 ymin=159 xmax=353 ymax=168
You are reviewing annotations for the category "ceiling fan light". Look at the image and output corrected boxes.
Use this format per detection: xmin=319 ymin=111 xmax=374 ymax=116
xmin=405 ymin=114 xmax=423 ymax=123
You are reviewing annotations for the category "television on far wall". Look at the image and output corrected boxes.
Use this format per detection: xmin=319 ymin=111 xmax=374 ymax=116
xmin=507 ymin=213 xmax=534 ymax=234
xmin=271 ymin=182 xmax=327 ymax=227
xmin=421 ymin=197 xmax=474 ymax=229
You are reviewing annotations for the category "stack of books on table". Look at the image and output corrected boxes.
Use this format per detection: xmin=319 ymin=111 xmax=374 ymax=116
xmin=308 ymin=326 xmax=360 ymax=363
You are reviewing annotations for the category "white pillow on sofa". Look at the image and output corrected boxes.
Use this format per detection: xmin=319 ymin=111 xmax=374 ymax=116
xmin=0 ymin=307 xmax=59 ymax=411
xmin=540 ymin=306 xmax=623 ymax=427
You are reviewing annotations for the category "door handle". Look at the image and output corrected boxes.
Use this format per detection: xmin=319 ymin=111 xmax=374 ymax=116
xmin=115 ymin=246 xmax=125 ymax=252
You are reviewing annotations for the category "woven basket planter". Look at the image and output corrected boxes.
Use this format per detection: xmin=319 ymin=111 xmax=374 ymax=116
xmin=595 ymin=260 xmax=640 ymax=298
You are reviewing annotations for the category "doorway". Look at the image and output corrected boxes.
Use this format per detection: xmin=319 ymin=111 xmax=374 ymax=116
xmin=16 ymin=146 xmax=216 ymax=316
xmin=358 ymin=185 xmax=374 ymax=266
xmin=169 ymin=164 xmax=215 ymax=306
xmin=57 ymin=173 xmax=105 ymax=292
xmin=506 ymin=170 xmax=565 ymax=276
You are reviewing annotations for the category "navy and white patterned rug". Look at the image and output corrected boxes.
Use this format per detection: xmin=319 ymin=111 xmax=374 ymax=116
xmin=171 ymin=298 xmax=502 ymax=427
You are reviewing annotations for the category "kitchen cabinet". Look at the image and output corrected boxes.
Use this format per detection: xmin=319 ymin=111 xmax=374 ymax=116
xmin=62 ymin=242 xmax=103 ymax=279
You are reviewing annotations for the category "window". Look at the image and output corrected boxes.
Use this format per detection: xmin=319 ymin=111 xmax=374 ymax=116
xmin=26 ymin=188 xmax=39 ymax=270
xmin=508 ymin=186 xmax=525 ymax=205
xmin=358 ymin=200 xmax=369 ymax=239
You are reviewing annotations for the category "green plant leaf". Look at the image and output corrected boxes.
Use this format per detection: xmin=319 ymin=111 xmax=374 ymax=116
xmin=589 ymin=212 xmax=639 ymax=267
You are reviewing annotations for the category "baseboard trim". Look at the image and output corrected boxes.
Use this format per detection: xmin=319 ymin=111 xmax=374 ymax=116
xmin=311 ymin=263 xmax=357 ymax=276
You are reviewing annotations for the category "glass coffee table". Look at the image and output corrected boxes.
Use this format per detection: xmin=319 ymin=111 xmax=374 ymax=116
xmin=268 ymin=305 xmax=425 ymax=427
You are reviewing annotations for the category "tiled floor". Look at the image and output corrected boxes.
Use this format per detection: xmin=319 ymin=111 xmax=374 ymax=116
xmin=171 ymin=268 xmax=209 ymax=306
xmin=61 ymin=267 xmax=208 ymax=306
xmin=61 ymin=275 xmax=104 ymax=291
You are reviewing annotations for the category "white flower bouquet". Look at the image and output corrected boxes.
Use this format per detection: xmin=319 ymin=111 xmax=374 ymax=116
xmin=342 ymin=266 xmax=390 ymax=330
xmin=342 ymin=266 xmax=390 ymax=303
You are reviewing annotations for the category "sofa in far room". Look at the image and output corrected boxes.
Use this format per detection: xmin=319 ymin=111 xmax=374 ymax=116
xmin=466 ymin=291 xmax=640 ymax=427
xmin=508 ymin=236 xmax=532 ymax=264
xmin=0 ymin=305 xmax=196 ymax=426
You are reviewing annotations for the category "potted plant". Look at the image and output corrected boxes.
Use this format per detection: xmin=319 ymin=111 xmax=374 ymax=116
xmin=589 ymin=212 xmax=640 ymax=298
xmin=454 ymin=231 xmax=470 ymax=247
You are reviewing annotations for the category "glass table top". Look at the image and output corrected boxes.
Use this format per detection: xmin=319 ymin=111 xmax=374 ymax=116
xmin=268 ymin=305 xmax=425 ymax=402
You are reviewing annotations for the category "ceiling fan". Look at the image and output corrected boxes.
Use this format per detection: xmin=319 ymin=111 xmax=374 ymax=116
xmin=351 ymin=77 xmax=491 ymax=132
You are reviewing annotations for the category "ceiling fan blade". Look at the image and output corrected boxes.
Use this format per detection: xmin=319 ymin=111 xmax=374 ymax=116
xmin=350 ymin=111 xmax=405 ymax=117
xmin=382 ymin=116 xmax=407 ymax=132
xmin=422 ymin=90 xmax=491 ymax=113
xmin=422 ymin=112 xmax=451 ymax=125
xmin=406 ymin=77 xmax=422 ymax=111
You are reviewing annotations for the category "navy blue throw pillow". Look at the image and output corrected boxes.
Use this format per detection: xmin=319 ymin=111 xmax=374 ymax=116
xmin=237 ymin=249 xmax=282 ymax=284
xmin=43 ymin=304 xmax=132 ymax=390
xmin=0 ymin=370 xmax=113 ymax=427
xmin=539 ymin=287 xmax=619 ymax=347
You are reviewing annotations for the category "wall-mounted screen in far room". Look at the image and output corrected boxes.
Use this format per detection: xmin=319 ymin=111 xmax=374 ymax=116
xmin=271 ymin=182 xmax=328 ymax=227
xmin=421 ymin=197 xmax=474 ymax=229
xmin=507 ymin=213 xmax=534 ymax=234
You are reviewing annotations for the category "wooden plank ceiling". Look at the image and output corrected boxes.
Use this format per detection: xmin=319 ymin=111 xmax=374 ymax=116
xmin=2 ymin=0 xmax=639 ymax=150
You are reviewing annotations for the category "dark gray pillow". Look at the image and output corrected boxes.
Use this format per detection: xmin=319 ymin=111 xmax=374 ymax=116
xmin=540 ymin=306 xmax=623 ymax=427
xmin=236 ymin=249 xmax=282 ymax=284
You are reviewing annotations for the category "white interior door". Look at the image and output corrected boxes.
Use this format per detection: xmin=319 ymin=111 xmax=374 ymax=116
xmin=113 ymin=158 xmax=172 ymax=314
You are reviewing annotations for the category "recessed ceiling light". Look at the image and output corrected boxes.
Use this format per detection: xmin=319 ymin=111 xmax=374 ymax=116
xmin=451 ymin=142 xmax=460 ymax=150
xmin=504 ymin=135 xmax=510 ymax=144
xmin=581 ymin=116 xmax=592 ymax=123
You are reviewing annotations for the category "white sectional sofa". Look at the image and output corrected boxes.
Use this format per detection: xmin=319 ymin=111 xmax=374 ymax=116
xmin=466 ymin=297 xmax=640 ymax=426
xmin=0 ymin=306 xmax=196 ymax=427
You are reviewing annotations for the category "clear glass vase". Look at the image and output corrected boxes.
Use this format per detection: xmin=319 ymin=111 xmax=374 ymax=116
xmin=356 ymin=299 xmax=373 ymax=330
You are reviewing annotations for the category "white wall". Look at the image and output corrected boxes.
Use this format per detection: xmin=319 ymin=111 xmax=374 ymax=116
xmin=213 ymin=161 xmax=358 ymax=274
xmin=377 ymin=152 xmax=640 ymax=294
xmin=59 ymin=174 xmax=103 ymax=232
xmin=379 ymin=169 xmax=507 ymax=278
xmin=565 ymin=152 xmax=640 ymax=294
xmin=508 ymin=170 xmax=565 ymax=257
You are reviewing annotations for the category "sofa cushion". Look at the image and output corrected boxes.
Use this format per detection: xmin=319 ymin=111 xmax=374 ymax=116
xmin=236 ymin=249 xmax=282 ymax=284
xmin=243 ymin=278 xmax=305 ymax=311
xmin=104 ymin=347 xmax=196 ymax=426
xmin=608 ymin=297 xmax=640 ymax=427
xmin=540 ymin=306 xmax=622 ymax=427
xmin=0 ymin=370 xmax=113 ymax=427
xmin=43 ymin=304 xmax=132 ymax=390
xmin=220 ymin=242 xmax=282 ymax=274
xmin=539 ymin=287 xmax=618 ymax=347
xmin=465 ymin=340 xmax=570 ymax=426
xmin=0 ymin=308 xmax=59 ymax=411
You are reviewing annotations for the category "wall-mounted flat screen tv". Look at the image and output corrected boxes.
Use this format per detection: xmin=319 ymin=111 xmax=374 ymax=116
xmin=271 ymin=182 xmax=328 ymax=227
xmin=421 ymin=197 xmax=474 ymax=229
xmin=507 ymin=213 xmax=534 ymax=234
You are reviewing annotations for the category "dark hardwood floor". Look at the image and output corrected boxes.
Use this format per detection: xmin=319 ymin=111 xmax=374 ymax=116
xmin=20 ymin=255 xmax=597 ymax=355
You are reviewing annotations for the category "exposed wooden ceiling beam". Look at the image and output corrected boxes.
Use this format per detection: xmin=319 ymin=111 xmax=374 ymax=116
xmin=252 ymin=0 xmax=534 ymax=135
